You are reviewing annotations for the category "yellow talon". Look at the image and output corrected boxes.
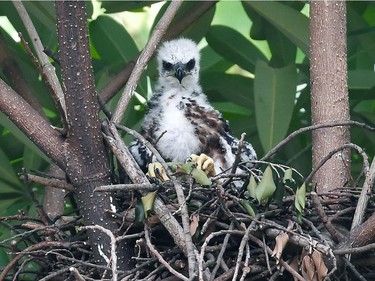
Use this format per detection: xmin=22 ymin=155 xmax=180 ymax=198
xmin=146 ymin=162 xmax=170 ymax=182
xmin=189 ymin=153 xmax=216 ymax=177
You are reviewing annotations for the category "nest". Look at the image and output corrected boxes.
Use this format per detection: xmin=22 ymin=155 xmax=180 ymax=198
xmin=2 ymin=163 xmax=375 ymax=281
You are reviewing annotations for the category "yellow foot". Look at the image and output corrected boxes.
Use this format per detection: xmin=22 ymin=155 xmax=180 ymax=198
xmin=189 ymin=153 xmax=216 ymax=177
xmin=146 ymin=162 xmax=170 ymax=182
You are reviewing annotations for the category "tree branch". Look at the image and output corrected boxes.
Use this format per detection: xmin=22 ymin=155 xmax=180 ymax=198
xmin=12 ymin=0 xmax=67 ymax=123
xmin=261 ymin=120 xmax=375 ymax=162
xmin=55 ymin=0 xmax=132 ymax=270
xmin=111 ymin=1 xmax=184 ymax=123
xmin=0 ymin=79 xmax=65 ymax=168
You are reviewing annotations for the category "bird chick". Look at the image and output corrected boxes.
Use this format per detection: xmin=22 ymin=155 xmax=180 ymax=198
xmin=129 ymin=38 xmax=257 ymax=181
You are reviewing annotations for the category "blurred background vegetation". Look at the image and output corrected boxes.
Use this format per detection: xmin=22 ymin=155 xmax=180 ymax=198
xmin=0 ymin=0 xmax=374 ymax=267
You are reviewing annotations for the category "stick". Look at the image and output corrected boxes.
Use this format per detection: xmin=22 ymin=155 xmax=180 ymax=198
xmin=111 ymin=1 xmax=184 ymax=123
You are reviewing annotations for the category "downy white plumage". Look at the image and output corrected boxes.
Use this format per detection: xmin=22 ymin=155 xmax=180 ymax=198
xmin=129 ymin=38 xmax=256 ymax=178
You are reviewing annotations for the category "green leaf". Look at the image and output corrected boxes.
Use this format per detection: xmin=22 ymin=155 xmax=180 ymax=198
xmin=89 ymin=15 xmax=139 ymax=64
xmin=240 ymin=199 xmax=256 ymax=218
xmin=191 ymin=168 xmax=212 ymax=186
xmin=256 ymin=166 xmax=276 ymax=204
xmin=212 ymin=102 xmax=251 ymax=116
xmin=0 ymin=147 xmax=21 ymax=187
xmin=0 ymin=247 xmax=10 ymax=267
xmin=100 ymin=1 xmax=158 ymax=13
xmin=265 ymin=24 xmax=297 ymax=67
xmin=254 ymin=61 xmax=297 ymax=152
xmin=201 ymin=73 xmax=254 ymax=109
xmin=23 ymin=146 xmax=44 ymax=171
xmin=153 ymin=2 xmax=215 ymax=43
xmin=169 ymin=162 xmax=212 ymax=186
xmin=135 ymin=198 xmax=145 ymax=222
xmin=0 ymin=112 xmax=49 ymax=162
xmin=247 ymin=175 xmax=257 ymax=199
xmin=141 ymin=191 xmax=157 ymax=218
xmin=282 ymin=168 xmax=293 ymax=184
xmin=200 ymin=46 xmax=233 ymax=73
xmin=349 ymin=70 xmax=375 ymax=90
xmin=243 ymin=1 xmax=309 ymax=56
xmin=294 ymin=182 xmax=306 ymax=213
xmin=206 ymin=25 xmax=267 ymax=73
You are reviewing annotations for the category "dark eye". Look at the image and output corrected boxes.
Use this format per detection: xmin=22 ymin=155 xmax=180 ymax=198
xmin=186 ymin=59 xmax=195 ymax=71
xmin=162 ymin=61 xmax=173 ymax=71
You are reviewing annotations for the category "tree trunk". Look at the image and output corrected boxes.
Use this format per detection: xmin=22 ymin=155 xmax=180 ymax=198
xmin=55 ymin=1 xmax=131 ymax=270
xmin=310 ymin=1 xmax=350 ymax=193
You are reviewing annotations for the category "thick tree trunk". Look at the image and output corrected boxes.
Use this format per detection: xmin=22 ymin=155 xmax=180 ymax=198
xmin=310 ymin=1 xmax=350 ymax=193
xmin=55 ymin=1 xmax=131 ymax=270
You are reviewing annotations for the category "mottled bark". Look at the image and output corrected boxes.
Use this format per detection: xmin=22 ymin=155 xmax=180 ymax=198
xmin=310 ymin=1 xmax=350 ymax=193
xmin=0 ymin=79 xmax=65 ymax=168
xmin=55 ymin=1 xmax=131 ymax=269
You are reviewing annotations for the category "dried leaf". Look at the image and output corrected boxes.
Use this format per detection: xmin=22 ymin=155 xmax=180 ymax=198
xmin=271 ymin=232 xmax=289 ymax=264
xmin=247 ymin=175 xmax=257 ymax=199
xmin=302 ymin=255 xmax=318 ymax=281
xmin=256 ymin=165 xmax=277 ymax=204
xmin=289 ymin=255 xmax=300 ymax=281
xmin=312 ymin=250 xmax=328 ymax=281
xmin=190 ymin=214 xmax=200 ymax=236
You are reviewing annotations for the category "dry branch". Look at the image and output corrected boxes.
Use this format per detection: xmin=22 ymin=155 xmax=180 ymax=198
xmin=111 ymin=1 xmax=184 ymax=123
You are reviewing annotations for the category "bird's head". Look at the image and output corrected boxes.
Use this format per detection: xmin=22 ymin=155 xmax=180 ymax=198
xmin=157 ymin=38 xmax=200 ymax=89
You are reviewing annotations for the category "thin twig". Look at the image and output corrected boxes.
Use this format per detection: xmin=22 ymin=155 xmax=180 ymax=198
xmin=12 ymin=1 xmax=67 ymax=123
xmin=248 ymin=234 xmax=305 ymax=281
xmin=263 ymin=234 xmax=272 ymax=275
xmin=351 ymin=156 xmax=375 ymax=231
xmin=233 ymin=222 xmax=254 ymax=280
xmin=239 ymin=243 xmax=251 ymax=281
xmin=19 ymin=172 xmax=73 ymax=191
xmin=115 ymin=124 xmax=169 ymax=173
xmin=311 ymin=191 xmax=345 ymax=243
xmin=342 ymin=257 xmax=367 ymax=281
xmin=231 ymin=133 xmax=246 ymax=174
xmin=209 ymin=220 xmax=233 ymax=281
xmin=334 ymin=242 xmax=375 ymax=255
xmin=69 ymin=267 xmax=86 ymax=281
xmin=144 ymin=223 xmax=189 ymax=281
xmin=261 ymin=120 xmax=375 ymax=162
xmin=0 ymin=241 xmax=74 ymax=281
xmin=39 ymin=266 xmax=72 ymax=281
xmin=111 ymin=1 xmax=184 ymax=123
xmin=95 ymin=183 xmax=157 ymax=192
xmin=305 ymin=143 xmax=368 ymax=185
xmin=81 ymin=225 xmax=118 ymax=281
xmin=199 ymin=230 xmax=245 ymax=280
xmin=173 ymin=180 xmax=198 ymax=279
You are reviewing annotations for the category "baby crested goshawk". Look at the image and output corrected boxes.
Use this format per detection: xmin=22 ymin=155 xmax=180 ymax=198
xmin=129 ymin=38 xmax=257 ymax=179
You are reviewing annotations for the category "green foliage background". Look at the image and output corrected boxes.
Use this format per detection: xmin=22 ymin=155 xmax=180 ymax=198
xmin=0 ymin=0 xmax=375 ymax=267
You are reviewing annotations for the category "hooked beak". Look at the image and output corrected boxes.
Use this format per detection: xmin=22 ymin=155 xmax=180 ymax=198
xmin=174 ymin=63 xmax=186 ymax=83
